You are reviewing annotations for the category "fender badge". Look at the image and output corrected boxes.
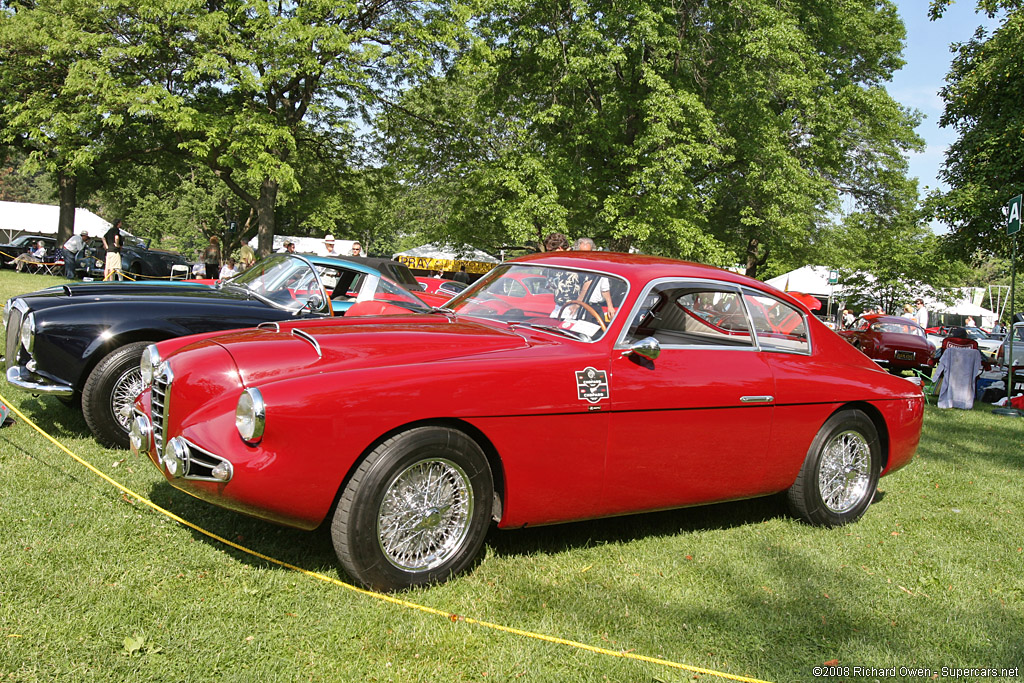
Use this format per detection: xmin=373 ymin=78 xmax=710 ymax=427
xmin=576 ymin=367 xmax=609 ymax=404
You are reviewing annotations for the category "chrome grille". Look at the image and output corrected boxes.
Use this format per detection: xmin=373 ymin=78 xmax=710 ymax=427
xmin=5 ymin=305 xmax=23 ymax=372
xmin=151 ymin=363 xmax=173 ymax=454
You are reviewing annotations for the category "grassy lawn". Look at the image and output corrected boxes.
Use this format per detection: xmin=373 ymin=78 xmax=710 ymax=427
xmin=0 ymin=269 xmax=1021 ymax=681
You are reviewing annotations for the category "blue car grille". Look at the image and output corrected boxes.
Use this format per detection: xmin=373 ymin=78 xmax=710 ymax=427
xmin=5 ymin=306 xmax=23 ymax=372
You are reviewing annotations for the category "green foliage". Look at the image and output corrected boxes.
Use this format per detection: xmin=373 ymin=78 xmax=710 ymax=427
xmin=383 ymin=0 xmax=922 ymax=274
xmin=926 ymin=3 xmax=1024 ymax=260
xmin=832 ymin=181 xmax=969 ymax=313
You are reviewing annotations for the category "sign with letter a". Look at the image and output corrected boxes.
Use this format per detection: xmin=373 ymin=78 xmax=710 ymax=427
xmin=1009 ymin=194 xmax=1022 ymax=236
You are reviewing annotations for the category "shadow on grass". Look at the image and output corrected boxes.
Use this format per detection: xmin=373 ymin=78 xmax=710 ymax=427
xmin=4 ymin=393 xmax=92 ymax=442
xmin=918 ymin=404 xmax=1024 ymax=470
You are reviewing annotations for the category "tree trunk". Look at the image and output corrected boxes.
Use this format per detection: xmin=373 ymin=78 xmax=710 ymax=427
xmin=57 ymin=172 xmax=77 ymax=244
xmin=745 ymin=237 xmax=769 ymax=279
xmin=257 ymin=178 xmax=277 ymax=256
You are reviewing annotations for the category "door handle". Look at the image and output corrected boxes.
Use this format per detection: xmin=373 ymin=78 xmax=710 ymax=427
xmin=740 ymin=395 xmax=774 ymax=404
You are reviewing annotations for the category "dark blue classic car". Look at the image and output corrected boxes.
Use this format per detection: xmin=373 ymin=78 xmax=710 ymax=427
xmin=73 ymin=236 xmax=189 ymax=279
xmin=3 ymin=253 xmax=434 ymax=447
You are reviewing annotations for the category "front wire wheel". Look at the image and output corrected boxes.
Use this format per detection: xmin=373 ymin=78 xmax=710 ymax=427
xmin=331 ymin=427 xmax=494 ymax=591
xmin=787 ymin=410 xmax=880 ymax=527
xmin=81 ymin=341 xmax=151 ymax=449
xmin=377 ymin=458 xmax=473 ymax=572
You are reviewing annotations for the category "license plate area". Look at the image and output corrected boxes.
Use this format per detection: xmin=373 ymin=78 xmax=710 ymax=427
xmin=895 ymin=350 xmax=915 ymax=361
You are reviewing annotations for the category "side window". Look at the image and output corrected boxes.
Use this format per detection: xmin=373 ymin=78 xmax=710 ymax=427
xmin=742 ymin=291 xmax=810 ymax=354
xmin=624 ymin=282 xmax=754 ymax=347
xmin=500 ymin=279 xmax=527 ymax=297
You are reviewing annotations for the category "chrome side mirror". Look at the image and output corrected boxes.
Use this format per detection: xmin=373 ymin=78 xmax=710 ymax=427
xmin=623 ymin=336 xmax=660 ymax=361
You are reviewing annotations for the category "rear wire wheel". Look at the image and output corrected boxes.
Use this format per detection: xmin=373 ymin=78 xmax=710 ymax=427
xmin=787 ymin=410 xmax=881 ymax=527
xmin=331 ymin=426 xmax=494 ymax=591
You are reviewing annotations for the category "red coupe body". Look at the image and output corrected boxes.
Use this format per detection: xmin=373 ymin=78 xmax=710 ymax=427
xmin=131 ymin=252 xmax=923 ymax=590
xmin=839 ymin=314 xmax=934 ymax=373
xmin=414 ymin=277 xmax=468 ymax=299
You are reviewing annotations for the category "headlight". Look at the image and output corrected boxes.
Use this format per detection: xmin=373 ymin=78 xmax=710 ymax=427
xmin=235 ymin=388 xmax=265 ymax=444
xmin=140 ymin=344 xmax=161 ymax=386
xmin=20 ymin=312 xmax=35 ymax=353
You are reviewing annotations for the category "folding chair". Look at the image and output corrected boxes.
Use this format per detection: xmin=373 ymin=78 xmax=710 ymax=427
xmin=911 ymin=368 xmax=937 ymax=405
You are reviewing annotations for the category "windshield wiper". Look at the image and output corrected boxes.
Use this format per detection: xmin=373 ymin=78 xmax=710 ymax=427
xmin=512 ymin=322 xmax=588 ymax=341
xmin=430 ymin=307 xmax=457 ymax=320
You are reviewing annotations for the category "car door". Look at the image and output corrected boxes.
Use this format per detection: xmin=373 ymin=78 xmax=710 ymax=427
xmin=603 ymin=279 xmax=776 ymax=515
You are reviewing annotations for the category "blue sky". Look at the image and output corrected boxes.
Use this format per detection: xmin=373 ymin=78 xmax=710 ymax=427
xmin=888 ymin=1 xmax=1001 ymax=198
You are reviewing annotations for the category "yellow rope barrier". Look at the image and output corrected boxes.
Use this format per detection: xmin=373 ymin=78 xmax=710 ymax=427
xmin=0 ymin=393 xmax=772 ymax=683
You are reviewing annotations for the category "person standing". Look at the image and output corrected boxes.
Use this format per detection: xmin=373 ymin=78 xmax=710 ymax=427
xmin=103 ymin=220 xmax=123 ymax=281
xmin=238 ymin=244 xmax=256 ymax=270
xmin=914 ymin=298 xmax=929 ymax=328
xmin=574 ymin=237 xmax=616 ymax=319
xmin=453 ymin=265 xmax=470 ymax=284
xmin=322 ymin=235 xmax=337 ymax=256
xmin=62 ymin=230 xmax=88 ymax=279
xmin=203 ymin=236 xmax=221 ymax=279
xmin=350 ymin=241 xmax=365 ymax=257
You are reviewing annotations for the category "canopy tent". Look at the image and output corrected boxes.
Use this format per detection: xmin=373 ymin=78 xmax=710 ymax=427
xmin=0 ymin=201 xmax=112 ymax=242
xmin=247 ymin=234 xmax=361 ymax=256
xmin=764 ymin=266 xmax=841 ymax=297
xmin=393 ymin=243 xmax=498 ymax=275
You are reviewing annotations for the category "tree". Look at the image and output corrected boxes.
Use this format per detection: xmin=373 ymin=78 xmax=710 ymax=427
xmin=383 ymin=0 xmax=922 ymax=274
xmin=832 ymin=180 xmax=968 ymax=313
xmin=926 ymin=1 xmax=1024 ymax=261
xmin=0 ymin=0 xmax=113 ymax=242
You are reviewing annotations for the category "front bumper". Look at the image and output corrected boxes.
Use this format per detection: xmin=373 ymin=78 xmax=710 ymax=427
xmin=6 ymin=365 xmax=74 ymax=397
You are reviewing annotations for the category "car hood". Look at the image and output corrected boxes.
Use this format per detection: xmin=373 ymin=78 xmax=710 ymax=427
xmin=16 ymin=281 xmax=252 ymax=310
xmin=203 ymin=315 xmax=534 ymax=386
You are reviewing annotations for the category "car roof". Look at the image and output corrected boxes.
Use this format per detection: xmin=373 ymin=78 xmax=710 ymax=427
xmin=508 ymin=251 xmax=796 ymax=300
xmin=863 ymin=314 xmax=924 ymax=327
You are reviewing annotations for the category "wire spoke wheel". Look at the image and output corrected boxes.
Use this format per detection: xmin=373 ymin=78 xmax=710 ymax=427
xmin=377 ymin=458 xmax=473 ymax=572
xmin=817 ymin=429 xmax=871 ymax=514
xmin=111 ymin=366 xmax=144 ymax=432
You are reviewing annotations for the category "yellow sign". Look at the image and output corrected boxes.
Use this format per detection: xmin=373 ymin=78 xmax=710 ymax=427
xmin=396 ymin=255 xmax=494 ymax=275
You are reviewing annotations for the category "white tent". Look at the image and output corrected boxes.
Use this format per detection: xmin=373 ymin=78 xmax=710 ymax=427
xmin=393 ymin=242 xmax=498 ymax=275
xmin=0 ymin=201 xmax=112 ymax=242
xmin=765 ymin=266 xmax=841 ymax=296
xmin=247 ymin=234 xmax=361 ymax=256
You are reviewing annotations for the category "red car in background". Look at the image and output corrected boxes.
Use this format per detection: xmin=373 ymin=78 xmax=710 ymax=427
xmin=415 ymin=276 xmax=468 ymax=299
xmin=839 ymin=314 xmax=934 ymax=373
xmin=131 ymin=253 xmax=923 ymax=591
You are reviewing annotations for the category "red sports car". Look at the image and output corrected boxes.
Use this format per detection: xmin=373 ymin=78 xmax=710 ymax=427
xmin=414 ymin=276 xmax=468 ymax=299
xmin=130 ymin=253 xmax=923 ymax=591
xmin=839 ymin=314 xmax=934 ymax=373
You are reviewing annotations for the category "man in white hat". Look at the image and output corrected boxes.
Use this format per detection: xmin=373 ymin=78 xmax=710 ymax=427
xmin=321 ymin=234 xmax=337 ymax=256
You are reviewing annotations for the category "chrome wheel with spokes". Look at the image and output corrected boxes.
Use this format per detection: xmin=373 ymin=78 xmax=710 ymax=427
xmin=377 ymin=458 xmax=474 ymax=572
xmin=82 ymin=341 xmax=151 ymax=449
xmin=788 ymin=410 xmax=880 ymax=527
xmin=332 ymin=427 xmax=493 ymax=591
xmin=818 ymin=430 xmax=872 ymax=514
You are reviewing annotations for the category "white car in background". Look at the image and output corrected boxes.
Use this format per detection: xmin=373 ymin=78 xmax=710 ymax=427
xmin=927 ymin=326 xmax=1002 ymax=362
xmin=997 ymin=323 xmax=1024 ymax=368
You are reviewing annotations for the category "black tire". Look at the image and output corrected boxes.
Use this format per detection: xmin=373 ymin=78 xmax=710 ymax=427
xmin=331 ymin=426 xmax=494 ymax=591
xmin=81 ymin=342 xmax=150 ymax=449
xmin=786 ymin=410 xmax=881 ymax=527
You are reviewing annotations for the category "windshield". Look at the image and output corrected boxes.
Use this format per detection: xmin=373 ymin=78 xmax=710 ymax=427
xmin=226 ymin=253 xmax=430 ymax=315
xmin=445 ymin=263 xmax=627 ymax=341
xmin=871 ymin=322 xmax=925 ymax=337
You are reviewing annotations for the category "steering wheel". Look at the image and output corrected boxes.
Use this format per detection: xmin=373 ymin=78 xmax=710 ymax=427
xmin=556 ymin=299 xmax=607 ymax=331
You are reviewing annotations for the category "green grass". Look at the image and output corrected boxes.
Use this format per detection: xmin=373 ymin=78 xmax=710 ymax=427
xmin=1 ymin=270 xmax=1022 ymax=682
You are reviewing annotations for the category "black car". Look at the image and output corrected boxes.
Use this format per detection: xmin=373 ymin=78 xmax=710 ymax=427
xmin=0 ymin=235 xmax=57 ymax=268
xmin=3 ymin=253 xmax=433 ymax=448
xmin=74 ymin=236 xmax=189 ymax=279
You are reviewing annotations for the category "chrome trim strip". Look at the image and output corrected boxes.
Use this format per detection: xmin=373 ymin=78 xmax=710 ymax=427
xmin=257 ymin=321 xmax=280 ymax=332
xmin=291 ymin=328 xmax=322 ymax=358
xmin=178 ymin=437 xmax=235 ymax=483
xmin=5 ymin=366 xmax=74 ymax=396
xmin=740 ymin=395 xmax=774 ymax=403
